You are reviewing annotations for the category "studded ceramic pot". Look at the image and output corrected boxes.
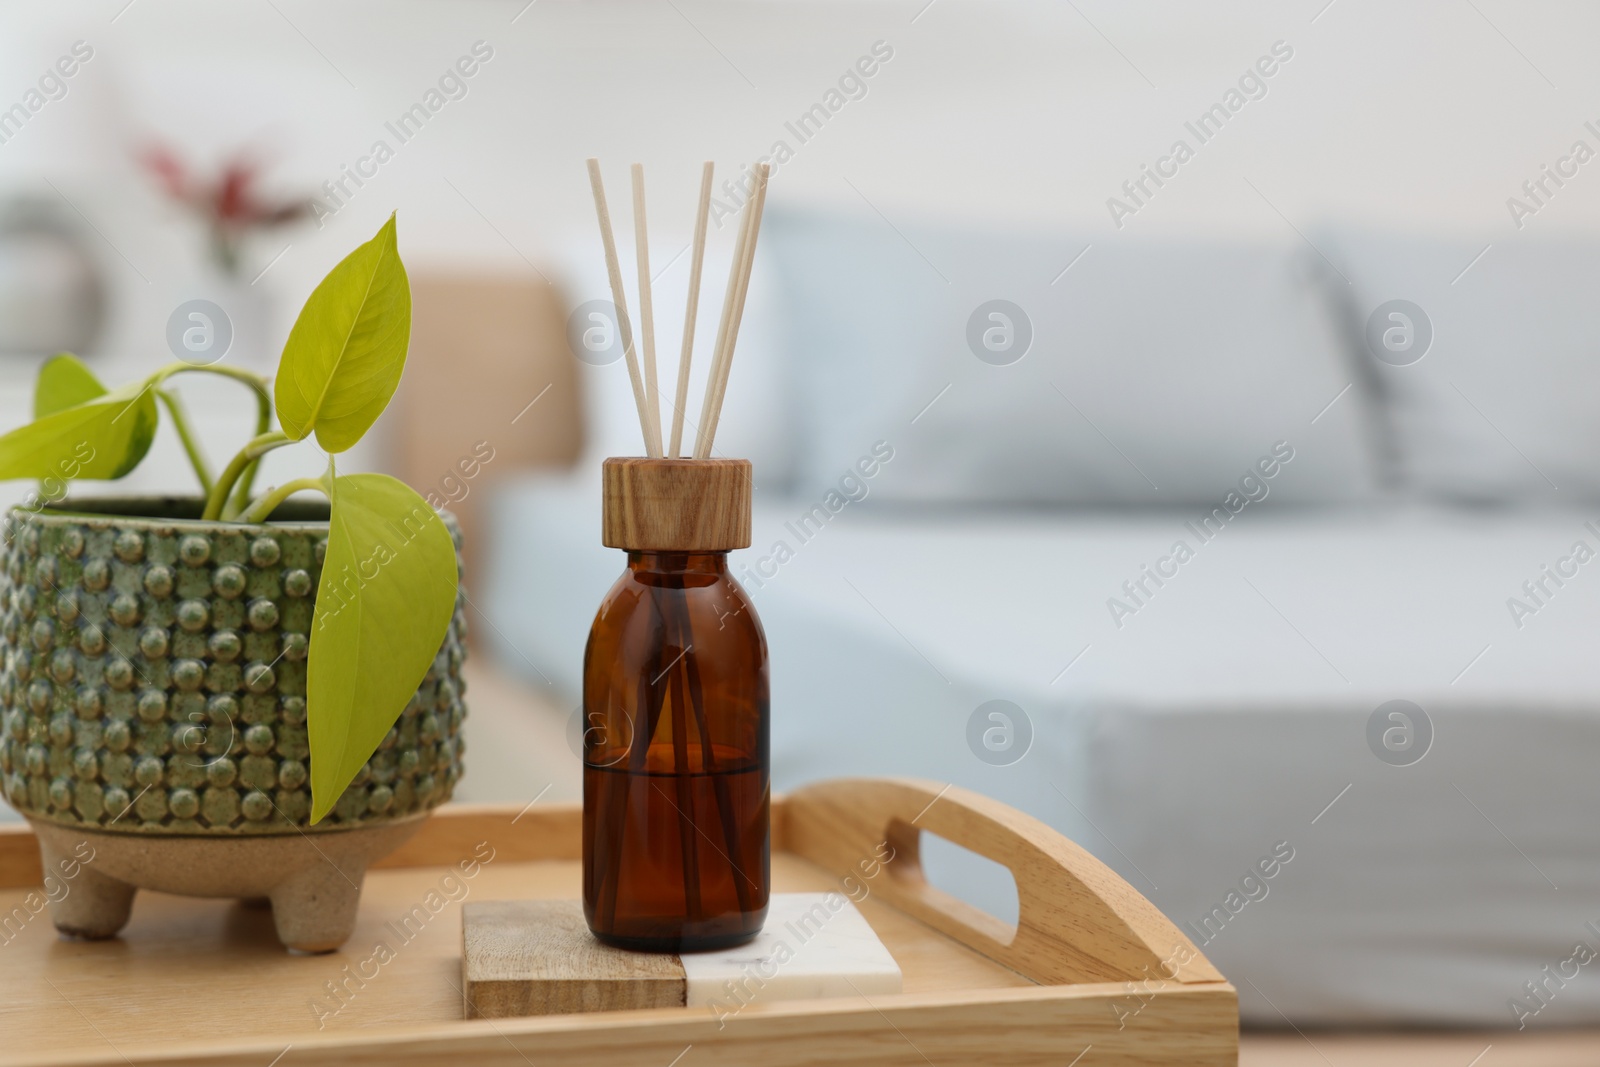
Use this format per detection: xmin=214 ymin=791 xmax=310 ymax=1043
xmin=0 ymin=496 xmax=468 ymax=951
xmin=0 ymin=495 xmax=467 ymax=834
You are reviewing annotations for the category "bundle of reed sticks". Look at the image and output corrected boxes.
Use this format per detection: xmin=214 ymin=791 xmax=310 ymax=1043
xmin=585 ymin=158 xmax=770 ymax=459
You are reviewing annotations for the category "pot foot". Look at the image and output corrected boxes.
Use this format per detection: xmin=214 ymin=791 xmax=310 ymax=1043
xmin=269 ymin=860 xmax=366 ymax=953
xmin=42 ymin=839 xmax=135 ymax=940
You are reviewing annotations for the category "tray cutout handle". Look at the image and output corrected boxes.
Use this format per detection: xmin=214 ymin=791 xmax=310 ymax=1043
xmin=885 ymin=818 xmax=1020 ymax=948
xmin=784 ymin=777 xmax=1224 ymax=988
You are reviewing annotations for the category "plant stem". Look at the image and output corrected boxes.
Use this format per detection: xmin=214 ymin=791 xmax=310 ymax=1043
xmin=203 ymin=430 xmax=291 ymax=521
xmin=227 ymin=373 xmax=274 ymax=517
xmin=149 ymin=362 xmax=276 ymax=512
xmin=153 ymin=362 xmax=274 ymax=421
xmin=222 ymin=467 xmax=259 ymax=521
xmin=157 ymin=389 xmax=214 ymax=497
xmin=239 ymin=476 xmax=329 ymax=524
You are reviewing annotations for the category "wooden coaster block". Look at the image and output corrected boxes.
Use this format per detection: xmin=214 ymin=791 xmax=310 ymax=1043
xmin=461 ymin=899 xmax=684 ymax=1018
xmin=462 ymin=893 xmax=902 ymax=1020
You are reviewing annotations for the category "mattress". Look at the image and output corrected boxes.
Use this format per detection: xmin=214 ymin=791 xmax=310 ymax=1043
xmin=479 ymin=470 xmax=1600 ymax=1026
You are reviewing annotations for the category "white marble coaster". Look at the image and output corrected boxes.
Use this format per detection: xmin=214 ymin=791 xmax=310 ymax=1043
xmin=681 ymin=892 xmax=903 ymax=1014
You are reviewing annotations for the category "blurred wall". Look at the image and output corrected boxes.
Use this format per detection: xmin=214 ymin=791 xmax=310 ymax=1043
xmin=0 ymin=0 xmax=1595 ymax=497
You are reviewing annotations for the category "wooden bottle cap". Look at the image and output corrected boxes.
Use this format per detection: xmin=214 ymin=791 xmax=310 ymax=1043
xmin=602 ymin=457 xmax=751 ymax=552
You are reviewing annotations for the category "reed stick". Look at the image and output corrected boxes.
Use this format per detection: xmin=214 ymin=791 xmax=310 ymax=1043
xmin=631 ymin=163 xmax=664 ymax=456
xmin=681 ymin=607 xmax=756 ymax=915
xmin=666 ymin=599 xmax=704 ymax=922
xmin=694 ymin=163 xmax=770 ymax=459
xmin=690 ymin=175 xmax=753 ymax=461
xmin=585 ymin=158 xmax=659 ymax=458
xmin=669 ymin=161 xmax=715 ymax=458
xmin=597 ymin=586 xmax=674 ymax=930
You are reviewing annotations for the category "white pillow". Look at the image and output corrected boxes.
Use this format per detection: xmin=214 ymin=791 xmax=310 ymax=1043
xmin=763 ymin=208 xmax=1379 ymax=506
xmin=1324 ymin=231 xmax=1600 ymax=501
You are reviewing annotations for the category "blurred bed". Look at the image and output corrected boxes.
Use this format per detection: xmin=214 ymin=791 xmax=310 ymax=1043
xmin=488 ymin=471 xmax=1600 ymax=1027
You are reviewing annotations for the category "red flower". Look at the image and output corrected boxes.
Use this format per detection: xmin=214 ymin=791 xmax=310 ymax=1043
xmin=138 ymin=142 xmax=311 ymax=274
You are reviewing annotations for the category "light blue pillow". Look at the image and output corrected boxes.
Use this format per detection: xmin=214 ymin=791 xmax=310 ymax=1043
xmin=764 ymin=207 xmax=1380 ymax=507
xmin=1323 ymin=230 xmax=1600 ymax=502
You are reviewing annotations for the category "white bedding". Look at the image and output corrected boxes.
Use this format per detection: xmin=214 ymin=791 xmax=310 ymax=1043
xmin=482 ymin=469 xmax=1600 ymax=1026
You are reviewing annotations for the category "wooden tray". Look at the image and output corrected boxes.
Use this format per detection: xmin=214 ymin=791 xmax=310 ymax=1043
xmin=0 ymin=778 xmax=1237 ymax=1066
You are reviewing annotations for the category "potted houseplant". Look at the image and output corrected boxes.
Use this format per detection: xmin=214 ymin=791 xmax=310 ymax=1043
xmin=0 ymin=216 xmax=466 ymax=952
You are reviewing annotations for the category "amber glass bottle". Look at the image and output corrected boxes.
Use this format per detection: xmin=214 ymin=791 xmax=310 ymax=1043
xmin=583 ymin=458 xmax=769 ymax=951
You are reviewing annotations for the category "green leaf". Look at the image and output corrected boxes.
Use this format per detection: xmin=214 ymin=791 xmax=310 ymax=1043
xmin=275 ymin=214 xmax=411 ymax=453
xmin=307 ymin=472 xmax=458 ymax=823
xmin=34 ymin=353 xmax=107 ymax=418
xmin=0 ymin=375 xmax=159 ymax=482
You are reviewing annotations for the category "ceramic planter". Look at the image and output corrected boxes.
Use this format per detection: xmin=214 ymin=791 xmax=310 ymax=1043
xmin=0 ymin=496 xmax=467 ymax=951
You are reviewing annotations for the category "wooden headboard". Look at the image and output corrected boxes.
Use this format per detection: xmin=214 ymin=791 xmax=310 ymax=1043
xmin=384 ymin=273 xmax=583 ymax=573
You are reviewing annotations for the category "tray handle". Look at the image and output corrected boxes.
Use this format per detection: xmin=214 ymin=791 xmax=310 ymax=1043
xmin=782 ymin=777 xmax=1223 ymax=987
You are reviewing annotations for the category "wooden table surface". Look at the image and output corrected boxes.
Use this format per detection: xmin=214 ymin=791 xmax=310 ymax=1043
xmin=1240 ymin=1029 xmax=1600 ymax=1066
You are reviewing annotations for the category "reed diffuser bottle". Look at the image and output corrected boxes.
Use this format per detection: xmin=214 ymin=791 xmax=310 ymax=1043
xmin=580 ymin=155 xmax=772 ymax=949
xmin=583 ymin=458 xmax=770 ymax=950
